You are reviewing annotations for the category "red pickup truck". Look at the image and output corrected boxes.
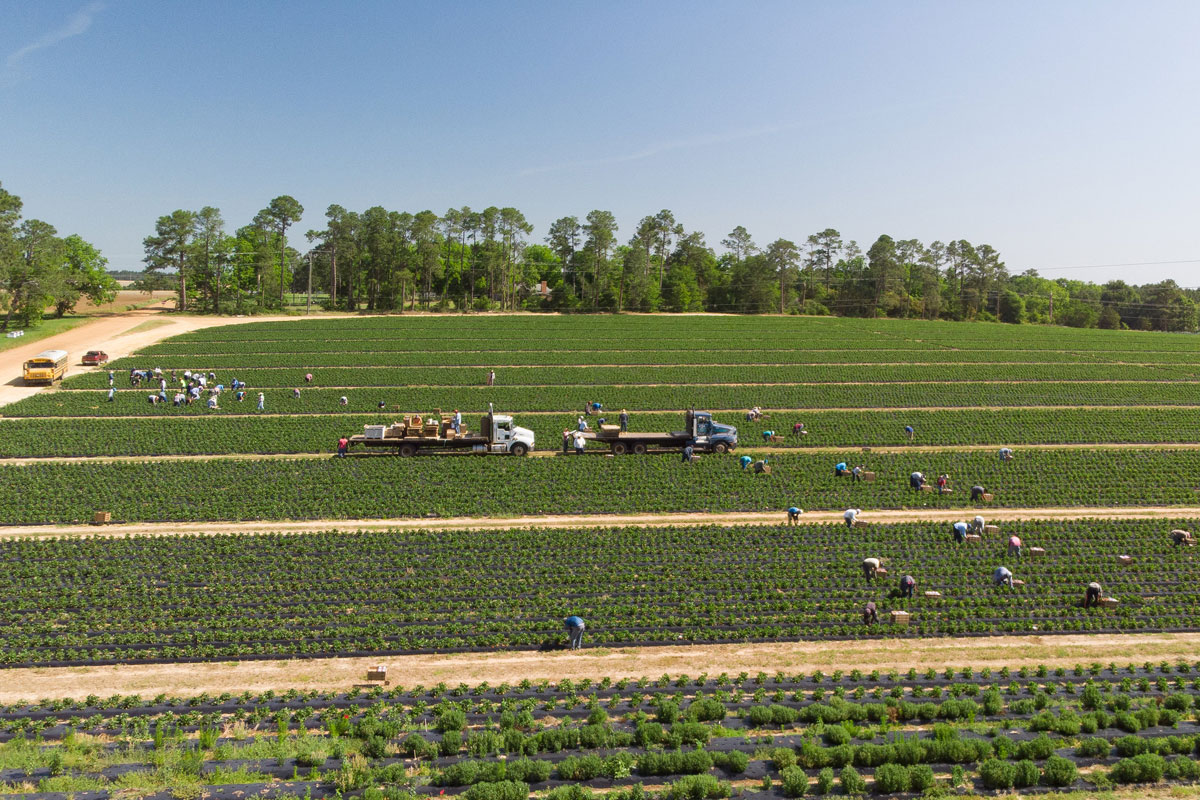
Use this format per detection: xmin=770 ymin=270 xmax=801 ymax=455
xmin=82 ymin=350 xmax=109 ymax=366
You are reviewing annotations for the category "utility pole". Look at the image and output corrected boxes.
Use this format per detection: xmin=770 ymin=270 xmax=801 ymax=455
xmin=1048 ymin=293 xmax=1053 ymax=324
xmin=306 ymin=251 xmax=313 ymax=315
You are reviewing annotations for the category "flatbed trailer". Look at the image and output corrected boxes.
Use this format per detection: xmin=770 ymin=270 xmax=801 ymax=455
xmin=347 ymin=407 xmax=534 ymax=456
xmin=575 ymin=410 xmax=737 ymax=454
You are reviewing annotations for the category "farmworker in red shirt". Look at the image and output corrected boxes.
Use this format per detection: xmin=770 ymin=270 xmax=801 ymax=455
xmin=899 ymin=575 xmax=916 ymax=598
xmin=1007 ymin=535 xmax=1022 ymax=557
xmin=337 ymin=437 xmax=349 ymax=457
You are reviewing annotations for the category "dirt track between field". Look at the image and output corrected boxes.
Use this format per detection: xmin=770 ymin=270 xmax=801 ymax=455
xmin=4 ymin=439 xmax=1200 ymax=465
xmin=3 ymin=505 xmax=1200 ymax=540
xmin=5 ymin=631 xmax=1199 ymax=702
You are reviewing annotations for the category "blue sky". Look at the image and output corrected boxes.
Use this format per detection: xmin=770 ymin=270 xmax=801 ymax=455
xmin=2 ymin=0 xmax=1198 ymax=285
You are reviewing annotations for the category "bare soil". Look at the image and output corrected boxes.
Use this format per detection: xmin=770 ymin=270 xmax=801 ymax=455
xmin=3 ymin=505 xmax=1199 ymax=540
xmin=4 ymin=631 xmax=1198 ymax=703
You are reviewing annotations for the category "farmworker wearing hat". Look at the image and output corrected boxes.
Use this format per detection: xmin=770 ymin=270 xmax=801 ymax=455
xmin=573 ymin=431 xmax=586 ymax=455
xmin=952 ymin=521 xmax=969 ymax=543
xmin=564 ymin=616 xmax=585 ymax=649
xmin=681 ymin=442 xmax=695 ymax=463
xmin=852 ymin=465 xmax=864 ymax=482
xmin=970 ymin=484 xmax=987 ymax=501
xmin=619 ymin=409 xmax=629 ymax=431
xmin=970 ymin=515 xmax=985 ymax=534
xmin=861 ymin=557 xmax=881 ymax=581
xmin=1008 ymin=535 xmax=1023 ymax=557
xmin=763 ymin=429 xmax=776 ymax=443
xmin=1171 ymin=529 xmax=1195 ymax=547
xmin=1084 ymin=582 xmax=1102 ymax=608
xmin=899 ymin=575 xmax=916 ymax=598
xmin=999 ymin=447 xmax=1014 ymax=461
xmin=905 ymin=425 xmax=914 ymax=441
xmin=994 ymin=567 xmax=1015 ymax=589
xmin=787 ymin=506 xmax=802 ymax=525
xmin=740 ymin=454 xmax=753 ymax=470
xmin=863 ymin=601 xmax=878 ymax=625
xmin=844 ymin=508 xmax=861 ymax=528
xmin=257 ymin=392 xmax=265 ymax=410
xmin=835 ymin=461 xmax=849 ymax=477
xmin=752 ymin=457 xmax=769 ymax=473
xmin=910 ymin=471 xmax=925 ymax=490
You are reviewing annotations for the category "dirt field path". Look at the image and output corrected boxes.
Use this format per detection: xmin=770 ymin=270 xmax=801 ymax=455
xmin=3 ymin=505 xmax=1199 ymax=540
xmin=0 ymin=307 xmax=347 ymax=409
xmin=6 ymin=631 xmax=1198 ymax=703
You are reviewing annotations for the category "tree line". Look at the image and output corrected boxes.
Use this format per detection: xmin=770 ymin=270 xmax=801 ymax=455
xmin=0 ymin=181 xmax=118 ymax=329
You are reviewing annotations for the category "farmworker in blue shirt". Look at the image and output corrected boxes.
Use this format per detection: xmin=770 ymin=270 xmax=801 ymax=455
xmin=952 ymin=521 xmax=969 ymax=543
xmin=107 ymin=386 xmax=114 ymax=402
xmin=564 ymin=616 xmax=585 ymax=650
xmin=899 ymin=575 xmax=916 ymax=599
xmin=787 ymin=506 xmax=802 ymax=525
xmin=835 ymin=461 xmax=849 ymax=477
xmin=681 ymin=442 xmax=695 ymax=463
xmin=762 ymin=430 xmax=775 ymax=443
xmin=910 ymin=471 xmax=926 ymax=490
xmin=993 ymin=567 xmax=1015 ymax=589
xmin=740 ymin=455 xmax=752 ymax=470
xmin=905 ymin=425 xmax=914 ymax=441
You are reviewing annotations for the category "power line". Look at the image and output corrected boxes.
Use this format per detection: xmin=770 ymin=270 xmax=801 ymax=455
xmin=1029 ymin=259 xmax=1200 ymax=272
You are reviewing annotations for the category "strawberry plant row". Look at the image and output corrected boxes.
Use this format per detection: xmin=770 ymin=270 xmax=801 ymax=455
xmin=13 ymin=381 xmax=1200 ymax=419
xmin=63 ymin=363 xmax=1195 ymax=391
xmin=0 ymin=520 xmax=1197 ymax=665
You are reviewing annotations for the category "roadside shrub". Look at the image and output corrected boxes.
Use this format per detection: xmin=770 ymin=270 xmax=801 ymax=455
xmin=436 ymin=708 xmax=467 ymax=732
xmin=1115 ymin=735 xmax=1148 ymax=757
xmin=823 ymin=726 xmax=851 ymax=746
xmin=656 ymin=700 xmax=681 ymax=724
xmin=1041 ymin=755 xmax=1079 ymax=787
xmin=772 ymin=747 xmax=798 ymax=771
xmin=545 ymin=787 xmax=593 ymax=800
xmin=507 ymin=759 xmax=552 ymax=783
xmin=979 ymin=758 xmax=1016 ymax=789
xmin=1016 ymin=733 xmax=1055 ymax=761
xmin=871 ymin=763 xmax=909 ymax=794
xmin=687 ymin=699 xmax=726 ymax=722
xmin=1167 ymin=757 xmax=1200 ymax=781
xmin=710 ymin=750 xmax=747 ymax=775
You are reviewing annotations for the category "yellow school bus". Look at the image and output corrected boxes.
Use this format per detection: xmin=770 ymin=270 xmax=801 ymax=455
xmin=23 ymin=350 xmax=69 ymax=384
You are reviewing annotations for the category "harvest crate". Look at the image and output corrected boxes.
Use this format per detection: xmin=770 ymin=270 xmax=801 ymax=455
xmin=1029 ymin=546 xmax=1046 ymax=556
xmin=1118 ymin=555 xmax=1133 ymax=565
xmin=875 ymin=567 xmax=889 ymax=577
xmin=890 ymin=610 xmax=910 ymax=626
xmin=923 ymin=591 xmax=941 ymax=598
xmin=366 ymin=665 xmax=388 ymax=683
xmin=982 ymin=492 xmax=994 ymax=501
xmin=984 ymin=524 xmax=1000 ymax=534
xmin=1011 ymin=579 xmax=1026 ymax=586
xmin=964 ymin=534 xmax=981 ymax=542
xmin=92 ymin=511 xmax=111 ymax=524
xmin=863 ymin=471 xmax=876 ymax=482
xmin=1100 ymin=597 xmax=1120 ymax=608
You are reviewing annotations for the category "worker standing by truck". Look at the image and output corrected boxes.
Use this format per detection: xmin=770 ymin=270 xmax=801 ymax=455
xmin=952 ymin=521 xmax=968 ymax=543
xmin=1084 ymin=582 xmax=1102 ymax=608
xmin=899 ymin=575 xmax=916 ymax=599
xmin=452 ymin=410 xmax=462 ymax=434
xmin=573 ymin=431 xmax=586 ymax=455
xmin=337 ymin=437 xmax=349 ymax=457
xmin=620 ymin=409 xmax=629 ymax=432
xmin=564 ymin=616 xmax=585 ymax=650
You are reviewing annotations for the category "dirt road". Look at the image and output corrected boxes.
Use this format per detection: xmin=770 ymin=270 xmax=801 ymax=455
xmin=2 ymin=505 xmax=1198 ymax=540
xmin=5 ymin=631 xmax=1198 ymax=702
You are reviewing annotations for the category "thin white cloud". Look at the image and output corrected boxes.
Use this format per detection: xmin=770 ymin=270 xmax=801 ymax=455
xmin=518 ymin=121 xmax=809 ymax=177
xmin=4 ymin=2 xmax=105 ymax=80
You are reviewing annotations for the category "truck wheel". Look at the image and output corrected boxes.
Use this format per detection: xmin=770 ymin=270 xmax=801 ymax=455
xmin=510 ymin=443 xmax=529 ymax=457
xmin=612 ymin=442 xmax=628 ymax=455
xmin=712 ymin=442 xmax=729 ymax=454
xmin=398 ymin=443 xmax=417 ymax=457
xmin=632 ymin=443 xmax=647 ymax=455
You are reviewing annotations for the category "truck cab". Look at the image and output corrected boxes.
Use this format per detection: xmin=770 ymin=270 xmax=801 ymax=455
xmin=688 ymin=410 xmax=738 ymax=453
xmin=480 ymin=411 xmax=535 ymax=455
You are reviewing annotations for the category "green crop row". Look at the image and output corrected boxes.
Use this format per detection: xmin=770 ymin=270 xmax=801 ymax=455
xmin=63 ymin=363 xmax=1196 ymax=390
xmin=4 ymin=407 xmax=1200 ymax=459
xmin=2 ymin=448 xmax=1200 ymax=524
